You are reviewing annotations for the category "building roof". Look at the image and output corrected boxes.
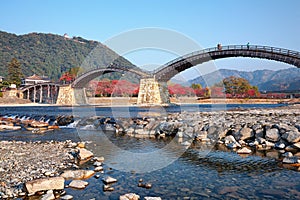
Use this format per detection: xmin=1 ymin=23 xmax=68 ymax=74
xmin=25 ymin=74 xmax=50 ymax=81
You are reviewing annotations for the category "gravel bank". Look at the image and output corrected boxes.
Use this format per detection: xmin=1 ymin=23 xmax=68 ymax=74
xmin=0 ymin=140 xmax=75 ymax=198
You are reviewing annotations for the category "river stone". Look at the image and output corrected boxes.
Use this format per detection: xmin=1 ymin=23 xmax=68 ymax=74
xmin=102 ymin=176 xmax=117 ymax=184
xmin=77 ymin=148 xmax=94 ymax=160
xmin=293 ymin=142 xmax=300 ymax=149
xmin=94 ymin=166 xmax=103 ymax=172
xmin=119 ymin=193 xmax=140 ymax=200
xmin=282 ymin=152 xmax=293 ymax=157
xmin=103 ymin=185 xmax=114 ymax=191
xmin=69 ymin=180 xmax=88 ymax=189
xmin=283 ymin=156 xmax=300 ymax=164
xmin=93 ymin=161 xmax=102 ymax=166
xmin=25 ymin=177 xmax=65 ymax=194
xmin=282 ymin=131 xmax=300 ymax=143
xmin=60 ymin=195 xmax=74 ymax=200
xmin=93 ymin=156 xmax=105 ymax=162
xmin=155 ymin=122 xmax=177 ymax=136
xmin=265 ymin=141 xmax=275 ymax=147
xmin=224 ymin=135 xmax=238 ymax=144
xmin=61 ymin=170 xmax=95 ymax=180
xmin=237 ymin=147 xmax=252 ymax=154
xmin=265 ymin=128 xmax=280 ymax=142
xmin=144 ymin=197 xmax=162 ymax=200
xmin=238 ymin=127 xmax=253 ymax=140
xmin=41 ymin=190 xmax=55 ymax=200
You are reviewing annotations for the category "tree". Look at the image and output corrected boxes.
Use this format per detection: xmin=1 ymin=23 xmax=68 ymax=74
xmin=222 ymin=76 xmax=251 ymax=97
xmin=7 ymin=58 xmax=23 ymax=87
xmin=215 ymin=76 xmax=260 ymax=98
xmin=191 ymin=83 xmax=202 ymax=90
xmin=69 ymin=66 xmax=83 ymax=77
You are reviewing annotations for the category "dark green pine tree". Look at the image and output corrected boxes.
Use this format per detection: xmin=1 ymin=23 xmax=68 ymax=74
xmin=7 ymin=58 xmax=24 ymax=87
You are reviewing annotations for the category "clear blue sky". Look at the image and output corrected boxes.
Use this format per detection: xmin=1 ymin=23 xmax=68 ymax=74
xmin=1 ymin=0 xmax=300 ymax=79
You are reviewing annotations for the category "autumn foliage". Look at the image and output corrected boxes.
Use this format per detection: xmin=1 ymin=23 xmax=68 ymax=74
xmin=66 ymin=75 xmax=262 ymax=99
xmin=89 ymin=79 xmax=139 ymax=97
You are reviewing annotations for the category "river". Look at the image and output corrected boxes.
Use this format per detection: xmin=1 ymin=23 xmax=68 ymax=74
xmin=1 ymin=104 xmax=300 ymax=199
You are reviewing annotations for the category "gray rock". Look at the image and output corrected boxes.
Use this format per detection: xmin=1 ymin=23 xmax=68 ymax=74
xmin=25 ymin=177 xmax=65 ymax=194
xmin=265 ymin=128 xmax=280 ymax=142
xmin=41 ymin=190 xmax=55 ymax=200
xmin=77 ymin=148 xmax=94 ymax=160
xmin=282 ymin=152 xmax=293 ymax=157
xmin=155 ymin=122 xmax=178 ymax=136
xmin=265 ymin=141 xmax=275 ymax=147
xmin=60 ymin=195 xmax=74 ymax=200
xmin=102 ymin=176 xmax=117 ymax=184
xmin=238 ymin=127 xmax=254 ymax=140
xmin=94 ymin=166 xmax=103 ymax=172
xmin=293 ymin=142 xmax=300 ymax=149
xmin=93 ymin=161 xmax=102 ymax=167
xmin=237 ymin=147 xmax=252 ymax=154
xmin=61 ymin=170 xmax=95 ymax=180
xmin=224 ymin=135 xmax=237 ymax=144
xmin=120 ymin=193 xmax=140 ymax=200
xmin=255 ymin=129 xmax=264 ymax=139
xmin=275 ymin=142 xmax=285 ymax=149
xmin=283 ymin=156 xmax=300 ymax=164
xmin=69 ymin=180 xmax=88 ymax=189
xmin=103 ymin=185 xmax=114 ymax=191
xmin=282 ymin=131 xmax=300 ymax=143
xmin=93 ymin=156 xmax=105 ymax=162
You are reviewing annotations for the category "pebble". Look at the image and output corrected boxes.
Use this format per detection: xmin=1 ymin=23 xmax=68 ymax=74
xmin=103 ymin=185 xmax=114 ymax=192
xmin=94 ymin=166 xmax=103 ymax=172
xmin=60 ymin=194 xmax=74 ymax=200
xmin=102 ymin=176 xmax=117 ymax=184
xmin=237 ymin=147 xmax=252 ymax=154
xmin=119 ymin=193 xmax=140 ymax=200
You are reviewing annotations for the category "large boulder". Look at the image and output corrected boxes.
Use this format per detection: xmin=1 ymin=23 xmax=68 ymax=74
xmin=25 ymin=177 xmax=65 ymax=194
xmin=155 ymin=122 xmax=178 ymax=136
xmin=265 ymin=128 xmax=281 ymax=142
xmin=55 ymin=115 xmax=74 ymax=126
xmin=238 ymin=127 xmax=254 ymax=141
xmin=282 ymin=131 xmax=300 ymax=143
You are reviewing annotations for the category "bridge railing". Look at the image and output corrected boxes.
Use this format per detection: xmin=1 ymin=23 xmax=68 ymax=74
xmin=153 ymin=45 xmax=300 ymax=74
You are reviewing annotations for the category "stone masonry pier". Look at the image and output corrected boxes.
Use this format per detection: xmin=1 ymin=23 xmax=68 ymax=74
xmin=137 ymin=78 xmax=170 ymax=105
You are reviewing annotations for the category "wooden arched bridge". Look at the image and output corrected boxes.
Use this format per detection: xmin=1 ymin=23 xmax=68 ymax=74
xmin=72 ymin=66 xmax=150 ymax=88
xmin=23 ymin=45 xmax=300 ymax=105
xmin=153 ymin=45 xmax=300 ymax=82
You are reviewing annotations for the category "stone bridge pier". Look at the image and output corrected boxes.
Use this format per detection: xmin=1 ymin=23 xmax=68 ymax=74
xmin=56 ymin=85 xmax=87 ymax=105
xmin=137 ymin=78 xmax=170 ymax=105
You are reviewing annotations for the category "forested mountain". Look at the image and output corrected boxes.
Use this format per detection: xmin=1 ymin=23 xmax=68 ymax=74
xmin=0 ymin=31 xmax=137 ymax=81
xmin=187 ymin=68 xmax=300 ymax=91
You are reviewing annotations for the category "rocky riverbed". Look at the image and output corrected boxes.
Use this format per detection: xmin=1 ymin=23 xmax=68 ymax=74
xmin=0 ymin=140 xmax=79 ymax=199
xmin=116 ymin=104 xmax=300 ymax=165
xmin=0 ymin=104 xmax=299 ymax=199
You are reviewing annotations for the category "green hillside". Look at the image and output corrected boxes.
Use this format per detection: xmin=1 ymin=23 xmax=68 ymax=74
xmin=0 ymin=31 xmax=137 ymax=81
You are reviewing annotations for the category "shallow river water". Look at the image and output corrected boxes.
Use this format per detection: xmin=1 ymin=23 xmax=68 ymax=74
xmin=1 ymin=104 xmax=300 ymax=199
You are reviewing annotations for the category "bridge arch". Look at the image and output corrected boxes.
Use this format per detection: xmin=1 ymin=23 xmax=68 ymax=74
xmin=72 ymin=67 xmax=150 ymax=88
xmin=153 ymin=45 xmax=300 ymax=82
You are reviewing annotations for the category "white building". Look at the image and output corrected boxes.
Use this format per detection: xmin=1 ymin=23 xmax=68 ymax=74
xmin=21 ymin=74 xmax=51 ymax=86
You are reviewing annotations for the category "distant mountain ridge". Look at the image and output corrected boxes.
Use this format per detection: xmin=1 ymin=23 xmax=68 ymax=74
xmin=0 ymin=30 xmax=137 ymax=81
xmin=186 ymin=68 xmax=300 ymax=91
